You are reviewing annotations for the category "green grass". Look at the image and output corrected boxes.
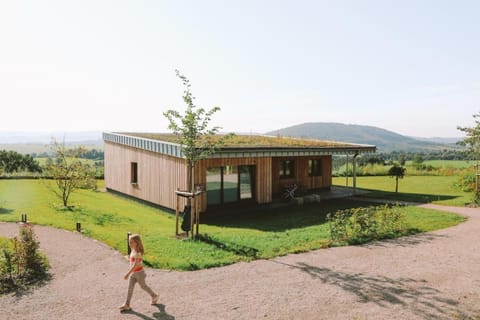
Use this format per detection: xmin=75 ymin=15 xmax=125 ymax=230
xmin=333 ymin=175 xmax=472 ymax=206
xmin=0 ymin=179 xmax=467 ymax=270
xmin=403 ymin=206 xmax=466 ymax=231
xmin=407 ymin=160 xmax=475 ymax=169
xmin=334 ymin=160 xmax=476 ymax=177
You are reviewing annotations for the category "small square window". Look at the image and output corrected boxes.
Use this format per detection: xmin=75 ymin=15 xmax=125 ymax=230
xmin=279 ymin=160 xmax=295 ymax=178
xmin=308 ymin=159 xmax=322 ymax=177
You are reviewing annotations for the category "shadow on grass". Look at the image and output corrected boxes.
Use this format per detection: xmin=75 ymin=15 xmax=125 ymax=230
xmin=0 ymin=207 xmax=14 ymax=214
xmin=273 ymin=261 xmax=477 ymax=320
xmin=203 ymin=199 xmax=380 ymax=232
xmin=356 ymin=189 xmax=460 ymax=204
xmin=122 ymin=303 xmax=175 ymax=320
xmin=196 ymin=234 xmax=259 ymax=258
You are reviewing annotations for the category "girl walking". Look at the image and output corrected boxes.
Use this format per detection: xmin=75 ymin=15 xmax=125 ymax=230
xmin=119 ymin=234 xmax=158 ymax=312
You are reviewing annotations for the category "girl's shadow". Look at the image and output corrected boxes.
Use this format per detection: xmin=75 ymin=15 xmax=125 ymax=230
xmin=124 ymin=304 xmax=175 ymax=320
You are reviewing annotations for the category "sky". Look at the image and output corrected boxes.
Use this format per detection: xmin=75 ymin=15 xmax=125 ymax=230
xmin=0 ymin=0 xmax=479 ymax=138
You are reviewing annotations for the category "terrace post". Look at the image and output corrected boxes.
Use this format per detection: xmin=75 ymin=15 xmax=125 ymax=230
xmin=352 ymin=153 xmax=358 ymax=194
xmin=127 ymin=232 xmax=131 ymax=255
xmin=345 ymin=154 xmax=349 ymax=187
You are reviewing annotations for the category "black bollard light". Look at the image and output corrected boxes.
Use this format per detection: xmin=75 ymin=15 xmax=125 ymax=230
xmin=76 ymin=222 xmax=81 ymax=232
xmin=127 ymin=232 xmax=131 ymax=255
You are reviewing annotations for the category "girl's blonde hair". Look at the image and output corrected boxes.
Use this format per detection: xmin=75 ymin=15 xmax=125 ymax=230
xmin=129 ymin=234 xmax=144 ymax=254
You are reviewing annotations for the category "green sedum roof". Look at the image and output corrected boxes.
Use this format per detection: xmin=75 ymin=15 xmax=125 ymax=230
xmin=120 ymin=132 xmax=374 ymax=149
xmin=104 ymin=132 xmax=376 ymax=158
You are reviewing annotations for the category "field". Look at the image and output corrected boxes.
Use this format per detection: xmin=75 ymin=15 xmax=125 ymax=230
xmin=333 ymin=175 xmax=471 ymax=206
xmin=0 ymin=179 xmax=466 ymax=270
xmin=334 ymin=159 xmax=476 ymax=177
xmin=417 ymin=160 xmax=476 ymax=168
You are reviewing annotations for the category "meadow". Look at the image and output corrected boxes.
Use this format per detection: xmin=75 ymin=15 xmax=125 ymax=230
xmin=333 ymin=175 xmax=471 ymax=206
xmin=412 ymin=160 xmax=475 ymax=168
xmin=334 ymin=159 xmax=475 ymax=177
xmin=0 ymin=178 xmax=466 ymax=270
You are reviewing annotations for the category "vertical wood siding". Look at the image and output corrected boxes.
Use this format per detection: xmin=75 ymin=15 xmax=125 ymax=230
xmin=271 ymin=156 xmax=332 ymax=195
xmin=105 ymin=141 xmax=332 ymax=212
xmin=104 ymin=141 xmax=188 ymax=210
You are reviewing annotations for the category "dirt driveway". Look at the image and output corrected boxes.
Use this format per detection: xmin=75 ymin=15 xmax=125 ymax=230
xmin=1 ymin=204 xmax=479 ymax=320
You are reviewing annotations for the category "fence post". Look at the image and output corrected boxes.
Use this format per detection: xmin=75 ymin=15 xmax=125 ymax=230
xmin=127 ymin=232 xmax=131 ymax=255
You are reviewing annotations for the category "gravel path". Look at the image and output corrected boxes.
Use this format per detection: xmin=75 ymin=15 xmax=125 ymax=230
xmin=1 ymin=204 xmax=479 ymax=320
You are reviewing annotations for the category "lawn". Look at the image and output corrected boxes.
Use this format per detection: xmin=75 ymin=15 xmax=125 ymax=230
xmin=333 ymin=175 xmax=472 ymax=206
xmin=408 ymin=160 xmax=475 ymax=169
xmin=0 ymin=179 xmax=466 ymax=270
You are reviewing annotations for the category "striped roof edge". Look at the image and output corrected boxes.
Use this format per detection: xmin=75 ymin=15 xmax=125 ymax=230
xmin=103 ymin=131 xmax=376 ymax=159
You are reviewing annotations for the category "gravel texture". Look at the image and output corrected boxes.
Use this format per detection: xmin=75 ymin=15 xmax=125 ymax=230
xmin=1 ymin=204 xmax=479 ymax=320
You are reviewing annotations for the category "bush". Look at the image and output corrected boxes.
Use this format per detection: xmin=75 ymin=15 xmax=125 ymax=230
xmin=327 ymin=205 xmax=406 ymax=245
xmin=454 ymin=172 xmax=475 ymax=192
xmin=0 ymin=224 xmax=49 ymax=294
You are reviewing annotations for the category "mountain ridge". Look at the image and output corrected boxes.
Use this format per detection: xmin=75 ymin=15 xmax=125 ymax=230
xmin=0 ymin=126 xmax=464 ymax=153
xmin=265 ymin=122 xmax=462 ymax=152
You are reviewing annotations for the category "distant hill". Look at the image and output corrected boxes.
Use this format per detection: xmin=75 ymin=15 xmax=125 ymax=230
xmin=266 ymin=123 xmax=460 ymax=152
xmin=0 ymin=131 xmax=103 ymax=154
xmin=0 ymin=131 xmax=103 ymax=144
xmin=411 ymin=136 xmax=463 ymax=144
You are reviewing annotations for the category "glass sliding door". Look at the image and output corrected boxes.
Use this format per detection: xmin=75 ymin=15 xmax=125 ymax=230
xmin=206 ymin=167 xmax=222 ymax=205
xmin=222 ymin=166 xmax=239 ymax=203
xmin=239 ymin=166 xmax=253 ymax=200
xmin=206 ymin=165 xmax=255 ymax=205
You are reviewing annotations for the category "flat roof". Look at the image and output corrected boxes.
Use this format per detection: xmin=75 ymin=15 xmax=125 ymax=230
xmin=103 ymin=132 xmax=376 ymax=158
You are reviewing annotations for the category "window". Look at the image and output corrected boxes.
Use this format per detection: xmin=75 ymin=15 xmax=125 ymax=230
xmin=131 ymin=162 xmax=138 ymax=184
xmin=206 ymin=165 xmax=255 ymax=205
xmin=308 ymin=159 xmax=322 ymax=177
xmin=279 ymin=160 xmax=294 ymax=178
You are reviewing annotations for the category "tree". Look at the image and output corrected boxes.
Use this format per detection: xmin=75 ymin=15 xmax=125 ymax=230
xmin=0 ymin=150 xmax=42 ymax=174
xmin=412 ymin=154 xmax=424 ymax=168
xmin=43 ymin=139 xmax=96 ymax=208
xmin=457 ymin=112 xmax=480 ymax=201
xmin=388 ymin=164 xmax=406 ymax=193
xmin=163 ymin=70 xmax=231 ymax=204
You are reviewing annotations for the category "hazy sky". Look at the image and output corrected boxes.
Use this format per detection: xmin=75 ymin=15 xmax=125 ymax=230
xmin=1 ymin=0 xmax=479 ymax=137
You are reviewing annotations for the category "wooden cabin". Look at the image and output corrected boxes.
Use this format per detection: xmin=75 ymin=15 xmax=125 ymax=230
xmin=103 ymin=132 xmax=376 ymax=212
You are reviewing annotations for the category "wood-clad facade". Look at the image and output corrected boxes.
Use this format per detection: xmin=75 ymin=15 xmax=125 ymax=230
xmin=104 ymin=141 xmax=189 ymax=210
xmin=271 ymin=156 xmax=332 ymax=195
xmin=103 ymin=132 xmax=376 ymax=213
xmin=195 ymin=157 xmax=272 ymax=211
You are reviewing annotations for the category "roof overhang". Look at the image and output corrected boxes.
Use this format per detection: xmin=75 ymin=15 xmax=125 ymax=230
xmin=103 ymin=132 xmax=376 ymax=159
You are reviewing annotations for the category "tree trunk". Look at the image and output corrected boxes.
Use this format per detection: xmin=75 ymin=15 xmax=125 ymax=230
xmin=186 ymin=161 xmax=194 ymax=206
xmin=395 ymin=177 xmax=399 ymax=193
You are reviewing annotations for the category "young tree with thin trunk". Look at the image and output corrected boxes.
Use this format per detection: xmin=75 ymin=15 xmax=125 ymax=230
xmin=388 ymin=164 xmax=406 ymax=193
xmin=43 ymin=139 xmax=96 ymax=208
xmin=457 ymin=112 xmax=480 ymax=201
xmin=163 ymin=70 xmax=230 ymax=204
